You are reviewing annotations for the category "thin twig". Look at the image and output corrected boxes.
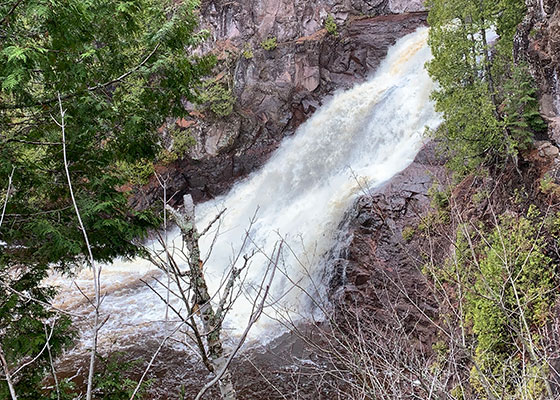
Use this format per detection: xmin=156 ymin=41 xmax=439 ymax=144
xmin=0 ymin=0 xmax=23 ymax=26
xmin=0 ymin=344 xmax=17 ymax=400
xmin=0 ymin=166 xmax=15 ymax=229
xmin=55 ymin=93 xmax=100 ymax=400
xmin=128 ymin=322 xmax=183 ymax=400
xmin=12 ymin=322 xmax=55 ymax=377
xmin=44 ymin=323 xmax=60 ymax=400
xmin=194 ymin=241 xmax=281 ymax=400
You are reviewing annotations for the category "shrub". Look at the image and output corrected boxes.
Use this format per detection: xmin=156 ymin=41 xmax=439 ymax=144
xmin=115 ymin=159 xmax=155 ymax=185
xmin=172 ymin=128 xmax=196 ymax=157
xmin=402 ymin=226 xmax=415 ymax=241
xmin=242 ymin=43 xmax=254 ymax=59
xmin=324 ymin=14 xmax=338 ymax=36
xmin=426 ymin=207 xmax=556 ymax=398
xmin=199 ymin=79 xmax=235 ymax=117
xmin=260 ymin=37 xmax=277 ymax=51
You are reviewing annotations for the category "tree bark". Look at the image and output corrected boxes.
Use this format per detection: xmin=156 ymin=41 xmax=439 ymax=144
xmin=166 ymin=195 xmax=237 ymax=400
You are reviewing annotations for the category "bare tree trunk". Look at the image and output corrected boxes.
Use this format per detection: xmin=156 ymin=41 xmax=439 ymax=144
xmin=45 ymin=324 xmax=60 ymax=400
xmin=478 ymin=20 xmax=499 ymax=120
xmin=166 ymin=195 xmax=237 ymax=400
xmin=0 ymin=345 xmax=17 ymax=400
xmin=155 ymin=173 xmax=171 ymax=321
xmin=55 ymin=94 xmax=101 ymax=400
xmin=0 ymin=166 xmax=14 ymax=229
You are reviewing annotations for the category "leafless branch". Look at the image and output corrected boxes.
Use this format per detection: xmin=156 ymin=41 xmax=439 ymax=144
xmin=0 ymin=166 xmax=15 ymax=229
xmin=194 ymin=241 xmax=281 ymax=400
xmin=0 ymin=344 xmax=17 ymax=400
xmin=12 ymin=322 xmax=55 ymax=377
xmin=55 ymin=93 xmax=101 ymax=400
xmin=0 ymin=0 xmax=23 ymax=26
xmin=128 ymin=322 xmax=183 ymax=400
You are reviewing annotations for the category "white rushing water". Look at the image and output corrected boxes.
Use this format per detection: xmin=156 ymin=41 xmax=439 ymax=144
xmin=49 ymin=27 xmax=440 ymax=352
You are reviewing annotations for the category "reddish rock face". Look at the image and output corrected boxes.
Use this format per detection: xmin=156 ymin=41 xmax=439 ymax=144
xmin=388 ymin=0 xmax=425 ymax=13
xmin=329 ymin=141 xmax=447 ymax=348
xmin=516 ymin=0 xmax=560 ymax=142
xmin=132 ymin=8 xmax=428 ymax=208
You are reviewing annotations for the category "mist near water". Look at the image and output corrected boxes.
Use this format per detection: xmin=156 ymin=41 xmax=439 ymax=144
xmin=49 ymin=27 xmax=440 ymax=352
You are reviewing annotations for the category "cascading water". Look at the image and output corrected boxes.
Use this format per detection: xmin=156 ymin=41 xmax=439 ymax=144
xmin=49 ymin=27 xmax=441 ymax=354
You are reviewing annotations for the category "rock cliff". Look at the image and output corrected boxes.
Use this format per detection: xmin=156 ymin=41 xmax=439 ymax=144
xmin=329 ymin=141 xmax=447 ymax=347
xmin=516 ymin=0 xmax=560 ymax=142
xmin=134 ymin=1 xmax=427 ymax=207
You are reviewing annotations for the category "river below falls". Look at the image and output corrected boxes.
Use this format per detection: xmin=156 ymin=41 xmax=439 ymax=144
xmin=46 ymin=27 xmax=440 ymax=397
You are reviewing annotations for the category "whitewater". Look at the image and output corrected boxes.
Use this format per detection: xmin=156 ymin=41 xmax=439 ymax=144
xmin=49 ymin=27 xmax=441 ymax=352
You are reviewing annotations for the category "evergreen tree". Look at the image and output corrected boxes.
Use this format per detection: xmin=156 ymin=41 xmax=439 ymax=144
xmin=426 ymin=0 xmax=543 ymax=174
xmin=0 ymin=0 xmax=212 ymax=396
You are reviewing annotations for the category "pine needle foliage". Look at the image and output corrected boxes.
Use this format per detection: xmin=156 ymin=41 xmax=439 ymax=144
xmin=0 ymin=0 xmax=212 ymax=396
xmin=426 ymin=0 xmax=545 ymax=175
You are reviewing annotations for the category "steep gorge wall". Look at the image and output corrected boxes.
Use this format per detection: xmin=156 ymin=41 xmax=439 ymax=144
xmin=332 ymin=0 xmax=560 ymax=348
xmin=517 ymin=0 xmax=560 ymax=142
xmin=134 ymin=1 xmax=427 ymax=207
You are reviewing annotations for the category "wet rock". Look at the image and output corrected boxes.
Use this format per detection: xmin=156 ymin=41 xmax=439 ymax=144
xmin=388 ymin=0 xmax=425 ymax=13
xmin=331 ymin=141 xmax=447 ymax=347
xmin=536 ymin=140 xmax=560 ymax=158
xmin=515 ymin=0 xmax=560 ymax=143
xmin=133 ymin=5 xmax=428 ymax=207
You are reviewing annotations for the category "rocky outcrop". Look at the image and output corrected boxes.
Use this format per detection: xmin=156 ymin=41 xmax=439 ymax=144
xmin=328 ymin=142 xmax=447 ymax=346
xmin=516 ymin=0 xmax=560 ymax=143
xmin=200 ymin=0 xmax=425 ymax=45
xmin=133 ymin=2 xmax=428 ymax=208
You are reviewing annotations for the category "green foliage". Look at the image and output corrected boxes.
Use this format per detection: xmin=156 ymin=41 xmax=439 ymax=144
xmin=31 ymin=353 xmax=152 ymax=399
xmin=0 ymin=0 xmax=209 ymax=395
xmin=472 ymin=188 xmax=489 ymax=206
xmin=501 ymin=64 xmax=548 ymax=137
xmin=539 ymin=174 xmax=560 ymax=195
xmin=159 ymin=127 xmax=196 ymax=163
xmin=414 ymin=185 xmax=452 ymax=235
xmin=428 ymin=185 xmax=450 ymax=210
xmin=199 ymin=79 xmax=235 ymax=117
xmin=0 ymin=266 xmax=74 ymax=399
xmin=402 ymin=226 xmax=415 ymax=241
xmin=172 ymin=128 xmax=197 ymax=156
xmin=116 ymin=159 xmax=155 ymax=185
xmin=260 ymin=37 xmax=278 ymax=51
xmin=324 ymin=14 xmax=338 ymax=36
xmin=426 ymin=0 xmax=542 ymax=175
xmin=417 ymin=210 xmax=449 ymax=233
xmin=93 ymin=353 xmax=151 ymax=399
xmin=45 ymin=379 xmax=79 ymax=400
xmin=1 ymin=0 xmax=210 ymax=266
xmin=242 ymin=44 xmax=254 ymax=60
xmin=428 ymin=208 xmax=556 ymax=398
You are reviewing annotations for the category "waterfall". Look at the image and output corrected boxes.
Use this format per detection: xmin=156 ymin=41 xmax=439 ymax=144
xmin=49 ymin=27 xmax=440 ymax=351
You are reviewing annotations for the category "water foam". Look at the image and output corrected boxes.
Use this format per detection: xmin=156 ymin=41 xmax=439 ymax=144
xmin=50 ymin=27 xmax=440 ymax=350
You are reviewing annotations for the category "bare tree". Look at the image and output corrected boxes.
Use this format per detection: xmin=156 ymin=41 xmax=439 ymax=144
xmin=0 ymin=345 xmax=17 ymax=400
xmin=0 ymin=166 xmax=14 ymax=229
xmin=138 ymin=195 xmax=279 ymax=399
xmin=273 ymin=175 xmax=560 ymax=400
xmin=0 ymin=165 xmax=17 ymax=400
